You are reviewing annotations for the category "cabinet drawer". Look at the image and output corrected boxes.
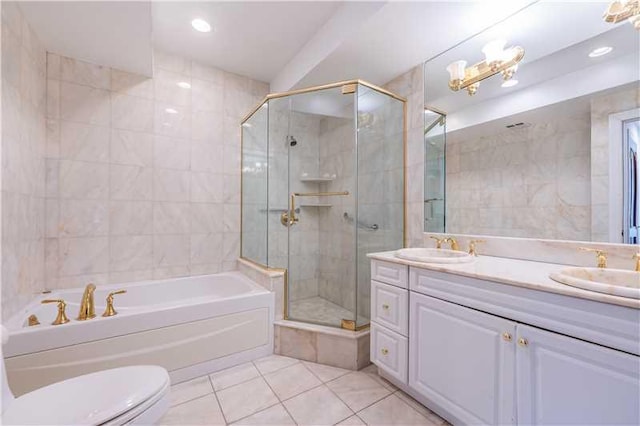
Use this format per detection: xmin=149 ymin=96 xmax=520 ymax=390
xmin=371 ymin=280 xmax=408 ymax=336
xmin=371 ymin=323 xmax=408 ymax=384
xmin=371 ymin=260 xmax=408 ymax=288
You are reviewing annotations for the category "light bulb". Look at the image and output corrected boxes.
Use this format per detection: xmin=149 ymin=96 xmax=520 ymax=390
xmin=446 ymin=60 xmax=467 ymax=82
xmin=482 ymin=39 xmax=507 ymax=67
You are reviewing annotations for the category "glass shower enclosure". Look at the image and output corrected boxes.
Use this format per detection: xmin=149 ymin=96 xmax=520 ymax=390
xmin=241 ymin=81 xmax=405 ymax=330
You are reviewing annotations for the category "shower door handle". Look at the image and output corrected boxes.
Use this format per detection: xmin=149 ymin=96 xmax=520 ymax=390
xmin=280 ymin=191 xmax=350 ymax=227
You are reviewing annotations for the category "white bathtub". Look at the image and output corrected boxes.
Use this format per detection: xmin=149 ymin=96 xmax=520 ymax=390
xmin=3 ymin=272 xmax=274 ymax=395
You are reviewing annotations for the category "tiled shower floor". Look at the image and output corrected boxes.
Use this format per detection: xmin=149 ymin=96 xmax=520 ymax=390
xmin=288 ymin=296 xmax=367 ymax=328
xmin=161 ymin=354 xmax=448 ymax=425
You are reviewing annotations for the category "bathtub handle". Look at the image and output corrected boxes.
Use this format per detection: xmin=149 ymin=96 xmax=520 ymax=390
xmin=41 ymin=299 xmax=71 ymax=325
xmin=102 ymin=290 xmax=127 ymax=317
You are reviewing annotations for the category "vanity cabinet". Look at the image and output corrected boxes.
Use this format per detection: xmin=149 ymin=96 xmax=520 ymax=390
xmin=409 ymin=292 xmax=516 ymax=425
xmin=369 ymin=259 xmax=640 ymax=425
xmin=516 ymin=324 xmax=640 ymax=425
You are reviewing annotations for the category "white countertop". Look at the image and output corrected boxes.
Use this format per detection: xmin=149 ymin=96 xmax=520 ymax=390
xmin=368 ymin=251 xmax=640 ymax=309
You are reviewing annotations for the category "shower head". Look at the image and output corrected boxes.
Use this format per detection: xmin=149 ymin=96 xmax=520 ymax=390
xmin=288 ymin=135 xmax=297 ymax=147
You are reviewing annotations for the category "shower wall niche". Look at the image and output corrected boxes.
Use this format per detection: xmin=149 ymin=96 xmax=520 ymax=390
xmin=241 ymin=81 xmax=405 ymax=330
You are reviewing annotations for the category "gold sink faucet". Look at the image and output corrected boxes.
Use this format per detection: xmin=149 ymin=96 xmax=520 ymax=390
xmin=444 ymin=237 xmax=459 ymax=251
xmin=77 ymin=283 xmax=96 ymax=320
xmin=579 ymin=247 xmax=607 ymax=269
xmin=429 ymin=236 xmax=446 ymax=249
xmin=468 ymin=240 xmax=485 ymax=256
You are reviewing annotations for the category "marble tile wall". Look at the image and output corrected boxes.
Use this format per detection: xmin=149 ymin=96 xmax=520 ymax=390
xmin=384 ymin=65 xmax=424 ymax=247
xmin=446 ymin=112 xmax=592 ymax=241
xmin=44 ymin=50 xmax=268 ymax=289
xmin=318 ymin=116 xmax=356 ymax=313
xmin=1 ymin=2 xmax=47 ymax=320
xmin=590 ymin=86 xmax=640 ymax=242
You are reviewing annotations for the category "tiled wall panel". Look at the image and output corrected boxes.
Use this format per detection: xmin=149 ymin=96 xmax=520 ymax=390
xmin=44 ymin=50 xmax=268 ymax=289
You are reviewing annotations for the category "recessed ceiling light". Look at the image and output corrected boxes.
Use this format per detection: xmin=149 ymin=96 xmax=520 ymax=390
xmin=424 ymin=109 xmax=437 ymax=115
xmin=588 ymin=46 xmax=613 ymax=58
xmin=177 ymin=81 xmax=191 ymax=89
xmin=501 ymin=79 xmax=519 ymax=88
xmin=191 ymin=18 xmax=211 ymax=33
xmin=165 ymin=108 xmax=178 ymax=114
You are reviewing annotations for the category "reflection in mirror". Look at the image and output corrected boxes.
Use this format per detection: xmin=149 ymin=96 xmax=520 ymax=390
xmin=424 ymin=108 xmax=446 ymax=232
xmin=423 ymin=1 xmax=640 ymax=244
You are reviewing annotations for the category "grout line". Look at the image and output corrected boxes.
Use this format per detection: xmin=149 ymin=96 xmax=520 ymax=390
xmin=208 ymin=374 xmax=230 ymax=426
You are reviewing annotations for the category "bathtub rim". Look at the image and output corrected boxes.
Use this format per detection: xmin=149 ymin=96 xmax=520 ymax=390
xmin=4 ymin=272 xmax=275 ymax=358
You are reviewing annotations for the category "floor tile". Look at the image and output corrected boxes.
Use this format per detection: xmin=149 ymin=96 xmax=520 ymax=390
xmin=362 ymin=364 xmax=398 ymax=391
xmin=253 ymin=354 xmax=299 ymax=375
xmin=263 ymin=362 xmax=322 ymax=400
xmin=283 ymin=385 xmax=353 ymax=426
xmin=232 ymin=403 xmax=296 ymax=425
xmin=159 ymin=394 xmax=226 ymax=425
xmin=337 ymin=414 xmax=366 ymax=425
xmin=395 ymin=390 xmax=447 ymax=425
xmin=169 ymin=376 xmax=214 ymax=407
xmin=357 ymin=394 xmax=437 ymax=425
xmin=303 ymin=361 xmax=350 ymax=382
xmin=326 ymin=371 xmax=391 ymax=412
xmin=210 ymin=362 xmax=261 ymax=391
xmin=216 ymin=376 xmax=279 ymax=423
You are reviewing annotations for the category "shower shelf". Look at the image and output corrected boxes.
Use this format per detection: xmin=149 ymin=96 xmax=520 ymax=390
xmin=300 ymin=203 xmax=332 ymax=208
xmin=300 ymin=177 xmax=335 ymax=183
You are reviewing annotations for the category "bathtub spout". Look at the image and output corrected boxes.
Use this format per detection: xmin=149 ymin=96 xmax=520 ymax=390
xmin=77 ymin=283 xmax=96 ymax=320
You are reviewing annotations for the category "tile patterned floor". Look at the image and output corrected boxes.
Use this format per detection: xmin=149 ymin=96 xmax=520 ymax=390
xmin=160 ymin=355 xmax=449 ymax=426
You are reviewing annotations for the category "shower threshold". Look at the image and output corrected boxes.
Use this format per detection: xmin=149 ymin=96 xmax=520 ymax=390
xmin=288 ymin=296 xmax=368 ymax=329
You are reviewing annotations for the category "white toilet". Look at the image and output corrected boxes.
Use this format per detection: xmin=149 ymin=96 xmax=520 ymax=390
xmin=1 ymin=327 xmax=171 ymax=425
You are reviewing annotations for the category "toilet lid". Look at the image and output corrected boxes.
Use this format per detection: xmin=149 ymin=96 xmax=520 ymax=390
xmin=2 ymin=365 xmax=170 ymax=425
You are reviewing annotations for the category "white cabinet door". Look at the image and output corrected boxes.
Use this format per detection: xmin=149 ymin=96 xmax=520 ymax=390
xmin=409 ymin=292 xmax=516 ymax=425
xmin=371 ymin=323 xmax=408 ymax=384
xmin=516 ymin=324 xmax=640 ymax=425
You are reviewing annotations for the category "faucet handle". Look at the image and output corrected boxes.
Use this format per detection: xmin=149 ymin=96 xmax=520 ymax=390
xmin=102 ymin=290 xmax=127 ymax=317
xmin=578 ymin=247 xmax=608 ymax=268
xmin=633 ymin=253 xmax=640 ymax=272
xmin=429 ymin=236 xmax=445 ymax=249
xmin=444 ymin=237 xmax=460 ymax=251
xmin=468 ymin=240 xmax=486 ymax=256
xmin=41 ymin=299 xmax=71 ymax=325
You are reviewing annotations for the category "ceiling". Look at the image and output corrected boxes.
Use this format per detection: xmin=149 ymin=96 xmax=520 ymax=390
xmin=17 ymin=0 xmax=635 ymax=97
xmin=152 ymin=1 xmax=342 ymax=83
xmin=20 ymin=1 xmax=153 ymax=76
xmin=18 ymin=0 xmax=538 ymax=87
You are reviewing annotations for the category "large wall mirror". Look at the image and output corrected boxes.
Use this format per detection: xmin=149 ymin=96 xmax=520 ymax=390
xmin=424 ymin=1 xmax=639 ymax=244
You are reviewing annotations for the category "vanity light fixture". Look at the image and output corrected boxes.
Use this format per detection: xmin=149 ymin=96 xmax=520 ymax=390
xmin=446 ymin=39 xmax=524 ymax=96
xmin=588 ymin=46 xmax=614 ymax=57
xmin=191 ymin=18 xmax=212 ymax=33
xmin=603 ymin=0 xmax=640 ymax=30
xmin=177 ymin=81 xmax=191 ymax=89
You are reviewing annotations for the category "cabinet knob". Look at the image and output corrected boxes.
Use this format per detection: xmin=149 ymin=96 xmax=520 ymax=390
xmin=381 ymin=348 xmax=389 ymax=356
xmin=382 ymin=304 xmax=390 ymax=310
xmin=518 ymin=337 xmax=529 ymax=347
xmin=502 ymin=332 xmax=512 ymax=342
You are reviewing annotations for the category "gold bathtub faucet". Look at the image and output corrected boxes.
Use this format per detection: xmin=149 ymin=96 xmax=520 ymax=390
xmin=77 ymin=283 xmax=97 ymax=320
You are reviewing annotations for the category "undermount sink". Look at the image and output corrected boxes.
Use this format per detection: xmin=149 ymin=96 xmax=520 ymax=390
xmin=394 ymin=248 xmax=474 ymax=264
xmin=549 ymin=267 xmax=640 ymax=299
